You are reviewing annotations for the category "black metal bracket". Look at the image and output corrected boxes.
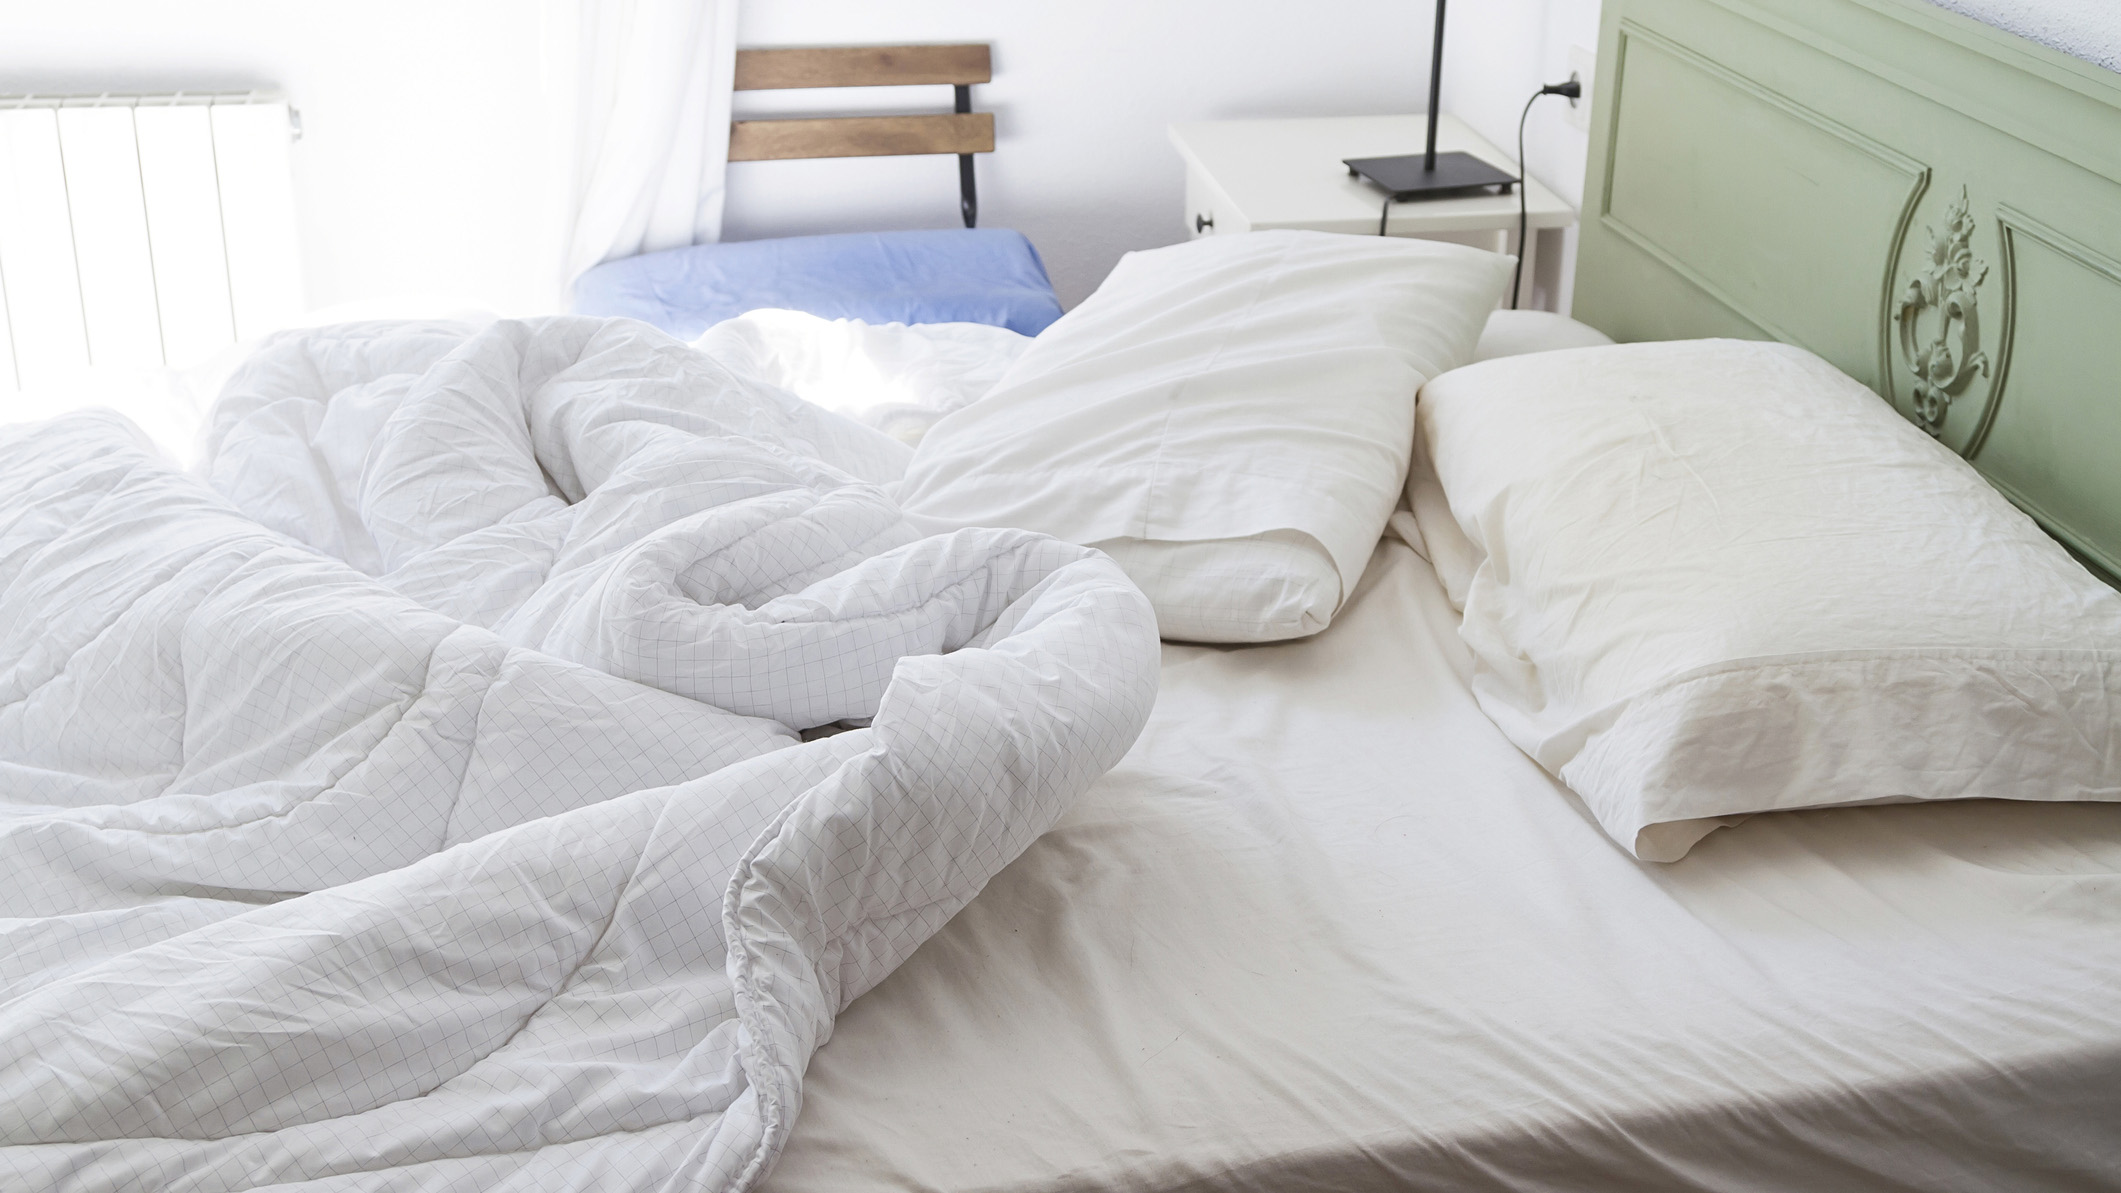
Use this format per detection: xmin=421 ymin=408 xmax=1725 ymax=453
xmin=955 ymin=83 xmax=977 ymax=227
xmin=954 ymin=82 xmax=975 ymax=225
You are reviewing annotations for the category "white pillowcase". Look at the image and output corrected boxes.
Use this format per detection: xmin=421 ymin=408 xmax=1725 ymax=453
xmin=897 ymin=229 xmax=1512 ymax=643
xmin=1395 ymin=311 xmax=1614 ymax=585
xmin=1415 ymin=338 xmax=2121 ymax=861
xmin=1469 ymin=308 xmax=1615 ymax=363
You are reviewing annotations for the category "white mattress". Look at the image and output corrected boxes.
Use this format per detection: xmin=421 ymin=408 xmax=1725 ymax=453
xmin=761 ymin=536 xmax=2121 ymax=1192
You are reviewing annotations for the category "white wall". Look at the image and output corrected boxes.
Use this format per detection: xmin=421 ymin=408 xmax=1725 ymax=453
xmin=725 ymin=1 xmax=1436 ymax=306
xmin=1441 ymin=0 xmax=1604 ymax=312
xmin=0 ymin=1 xmax=554 ymax=316
xmin=0 ymin=1 xmax=1600 ymax=315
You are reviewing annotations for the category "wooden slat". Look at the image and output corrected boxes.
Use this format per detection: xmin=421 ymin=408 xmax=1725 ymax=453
xmin=734 ymin=45 xmax=990 ymax=91
xmin=729 ymin=112 xmax=993 ymax=161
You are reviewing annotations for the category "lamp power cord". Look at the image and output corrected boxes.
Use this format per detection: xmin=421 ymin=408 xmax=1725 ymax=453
xmin=1512 ymin=77 xmax=1582 ymax=309
xmin=1371 ymin=76 xmax=1583 ymax=308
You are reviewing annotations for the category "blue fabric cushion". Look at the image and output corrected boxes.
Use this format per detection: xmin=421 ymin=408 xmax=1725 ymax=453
xmin=569 ymin=228 xmax=1065 ymax=339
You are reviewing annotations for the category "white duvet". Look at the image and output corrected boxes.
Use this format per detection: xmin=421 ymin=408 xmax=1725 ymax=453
xmin=0 ymin=316 xmax=1159 ymax=1191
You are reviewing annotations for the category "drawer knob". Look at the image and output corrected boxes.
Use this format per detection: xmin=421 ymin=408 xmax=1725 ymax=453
xmin=1195 ymin=213 xmax=1215 ymax=233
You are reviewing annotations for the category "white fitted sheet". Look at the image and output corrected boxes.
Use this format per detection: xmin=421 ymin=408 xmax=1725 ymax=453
xmin=762 ymin=537 xmax=2121 ymax=1193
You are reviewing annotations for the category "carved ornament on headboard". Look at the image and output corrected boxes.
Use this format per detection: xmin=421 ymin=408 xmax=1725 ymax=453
xmin=1894 ymin=188 xmax=1990 ymax=436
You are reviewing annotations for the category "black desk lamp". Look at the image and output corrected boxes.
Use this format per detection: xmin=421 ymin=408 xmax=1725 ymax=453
xmin=1344 ymin=0 xmax=1517 ymax=200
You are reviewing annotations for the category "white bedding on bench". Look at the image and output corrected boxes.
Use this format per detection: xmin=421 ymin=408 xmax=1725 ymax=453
xmin=0 ymin=317 xmax=1159 ymax=1192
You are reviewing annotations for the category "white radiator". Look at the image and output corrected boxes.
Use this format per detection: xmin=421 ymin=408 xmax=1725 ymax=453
xmin=0 ymin=93 xmax=301 ymax=392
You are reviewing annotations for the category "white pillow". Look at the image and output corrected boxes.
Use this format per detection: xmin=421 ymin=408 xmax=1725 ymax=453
xmin=1395 ymin=311 xmax=1615 ymax=586
xmin=897 ymin=229 xmax=1511 ymax=643
xmin=1416 ymin=338 xmax=2121 ymax=861
xmin=1469 ymin=308 xmax=1613 ymax=363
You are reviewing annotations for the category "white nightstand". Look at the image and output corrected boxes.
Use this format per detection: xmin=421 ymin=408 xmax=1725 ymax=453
xmin=1168 ymin=115 xmax=1578 ymax=311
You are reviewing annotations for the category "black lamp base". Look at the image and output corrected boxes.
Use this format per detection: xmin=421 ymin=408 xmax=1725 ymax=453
xmin=1344 ymin=150 xmax=1517 ymax=200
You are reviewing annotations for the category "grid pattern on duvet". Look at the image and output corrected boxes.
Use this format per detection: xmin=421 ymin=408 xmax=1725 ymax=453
xmin=0 ymin=319 xmax=1162 ymax=1192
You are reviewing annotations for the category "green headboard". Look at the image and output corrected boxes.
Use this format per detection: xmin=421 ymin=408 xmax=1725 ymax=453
xmin=1573 ymin=0 xmax=2121 ymax=584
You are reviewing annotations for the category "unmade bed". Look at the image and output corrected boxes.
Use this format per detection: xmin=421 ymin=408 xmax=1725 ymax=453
xmin=5 ymin=0 xmax=2121 ymax=1188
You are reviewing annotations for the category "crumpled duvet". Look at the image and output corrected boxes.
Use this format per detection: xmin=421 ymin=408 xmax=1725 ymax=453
xmin=0 ymin=316 xmax=1160 ymax=1192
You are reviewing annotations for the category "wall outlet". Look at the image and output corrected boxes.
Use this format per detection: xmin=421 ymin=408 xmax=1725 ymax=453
xmin=1566 ymin=45 xmax=1596 ymax=132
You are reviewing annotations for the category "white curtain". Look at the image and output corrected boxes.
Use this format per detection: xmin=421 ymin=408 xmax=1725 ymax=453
xmin=546 ymin=0 xmax=738 ymax=293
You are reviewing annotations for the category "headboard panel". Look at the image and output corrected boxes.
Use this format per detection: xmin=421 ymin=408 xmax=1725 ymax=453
xmin=1574 ymin=0 xmax=2121 ymax=582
